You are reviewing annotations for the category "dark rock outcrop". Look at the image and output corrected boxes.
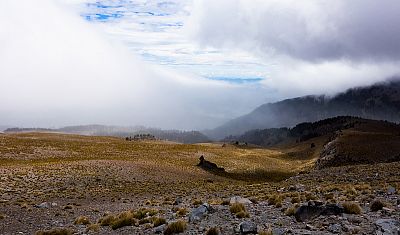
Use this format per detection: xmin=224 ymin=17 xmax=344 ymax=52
xmin=294 ymin=201 xmax=344 ymax=222
xmin=197 ymin=156 xmax=225 ymax=172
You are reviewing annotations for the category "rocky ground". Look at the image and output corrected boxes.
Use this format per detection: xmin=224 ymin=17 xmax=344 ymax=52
xmin=0 ymin=133 xmax=399 ymax=234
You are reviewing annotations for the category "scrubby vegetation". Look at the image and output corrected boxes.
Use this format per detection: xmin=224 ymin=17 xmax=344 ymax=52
xmin=35 ymin=228 xmax=74 ymax=235
xmin=164 ymin=220 xmax=187 ymax=235
xmin=342 ymin=202 xmax=362 ymax=214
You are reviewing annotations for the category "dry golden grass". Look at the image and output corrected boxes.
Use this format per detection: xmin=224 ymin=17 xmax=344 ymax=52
xmin=206 ymin=227 xmax=220 ymax=235
xmin=35 ymin=228 xmax=73 ymax=235
xmin=164 ymin=220 xmax=187 ymax=235
xmin=74 ymin=216 xmax=91 ymax=225
xmin=342 ymin=202 xmax=362 ymax=214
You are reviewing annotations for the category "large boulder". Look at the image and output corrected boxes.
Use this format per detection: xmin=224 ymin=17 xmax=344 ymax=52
xmin=239 ymin=221 xmax=257 ymax=234
xmin=295 ymin=201 xmax=344 ymax=222
xmin=375 ymin=219 xmax=400 ymax=235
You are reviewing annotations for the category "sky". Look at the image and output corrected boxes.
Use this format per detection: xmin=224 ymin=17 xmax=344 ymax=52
xmin=1 ymin=0 xmax=400 ymax=130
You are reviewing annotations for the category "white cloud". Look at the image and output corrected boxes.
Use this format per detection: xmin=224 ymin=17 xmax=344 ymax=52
xmin=0 ymin=0 xmax=268 ymax=129
xmin=186 ymin=0 xmax=400 ymax=96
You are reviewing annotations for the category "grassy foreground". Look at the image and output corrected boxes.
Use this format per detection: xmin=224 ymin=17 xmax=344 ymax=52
xmin=1 ymin=132 xmax=398 ymax=234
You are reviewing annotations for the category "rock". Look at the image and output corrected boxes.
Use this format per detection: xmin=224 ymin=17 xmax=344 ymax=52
xmin=35 ymin=202 xmax=50 ymax=209
xmin=289 ymin=184 xmax=305 ymax=192
xmin=189 ymin=203 xmax=210 ymax=223
xmin=51 ymin=202 xmax=57 ymax=207
xmin=387 ymin=186 xmax=396 ymax=195
xmin=295 ymin=202 xmax=344 ymax=222
xmin=305 ymin=224 xmax=316 ymax=230
xmin=239 ymin=221 xmax=257 ymax=234
xmin=174 ymin=197 xmax=183 ymax=205
xmin=197 ymin=155 xmax=225 ymax=172
xmin=154 ymin=224 xmax=166 ymax=234
xmin=272 ymin=228 xmax=286 ymax=235
xmin=328 ymin=224 xmax=342 ymax=233
xmin=230 ymin=196 xmax=253 ymax=205
xmin=375 ymin=219 xmax=400 ymax=235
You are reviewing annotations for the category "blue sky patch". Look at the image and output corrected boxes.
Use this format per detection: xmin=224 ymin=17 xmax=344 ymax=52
xmin=208 ymin=77 xmax=264 ymax=84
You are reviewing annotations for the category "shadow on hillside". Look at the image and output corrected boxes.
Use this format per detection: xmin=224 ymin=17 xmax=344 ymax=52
xmin=219 ymin=169 xmax=295 ymax=182
xmin=196 ymin=155 xmax=295 ymax=182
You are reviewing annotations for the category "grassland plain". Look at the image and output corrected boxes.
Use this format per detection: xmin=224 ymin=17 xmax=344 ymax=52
xmin=0 ymin=132 xmax=399 ymax=234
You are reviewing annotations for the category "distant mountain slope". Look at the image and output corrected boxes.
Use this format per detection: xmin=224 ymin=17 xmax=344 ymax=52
xmin=207 ymin=80 xmax=400 ymax=139
xmin=4 ymin=125 xmax=210 ymax=144
xmin=226 ymin=116 xmax=400 ymax=168
xmin=224 ymin=116 xmax=361 ymax=147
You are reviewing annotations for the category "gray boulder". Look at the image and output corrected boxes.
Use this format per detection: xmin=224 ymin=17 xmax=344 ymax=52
xmin=375 ymin=219 xmax=400 ymax=235
xmin=189 ymin=203 xmax=210 ymax=223
xmin=239 ymin=221 xmax=257 ymax=234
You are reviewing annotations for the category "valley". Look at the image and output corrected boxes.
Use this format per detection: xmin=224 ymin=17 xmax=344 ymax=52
xmin=0 ymin=123 xmax=399 ymax=234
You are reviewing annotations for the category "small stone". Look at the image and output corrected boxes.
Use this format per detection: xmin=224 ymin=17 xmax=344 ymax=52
xmin=35 ymin=202 xmax=50 ymax=209
xmin=230 ymin=196 xmax=253 ymax=205
xmin=305 ymin=224 xmax=316 ymax=230
xmin=174 ymin=197 xmax=183 ymax=205
xmin=272 ymin=228 xmax=286 ymax=235
xmin=387 ymin=186 xmax=396 ymax=195
xmin=328 ymin=224 xmax=341 ymax=233
xmin=239 ymin=221 xmax=257 ymax=234
xmin=154 ymin=224 xmax=166 ymax=234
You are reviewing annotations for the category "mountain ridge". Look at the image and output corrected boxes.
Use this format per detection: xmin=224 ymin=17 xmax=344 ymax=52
xmin=206 ymin=80 xmax=400 ymax=139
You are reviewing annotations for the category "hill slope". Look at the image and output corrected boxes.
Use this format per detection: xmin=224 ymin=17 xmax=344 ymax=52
xmin=226 ymin=116 xmax=400 ymax=168
xmin=207 ymin=80 xmax=400 ymax=139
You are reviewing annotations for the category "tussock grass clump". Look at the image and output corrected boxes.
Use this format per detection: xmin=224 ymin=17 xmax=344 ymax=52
xmin=221 ymin=200 xmax=230 ymax=205
xmin=291 ymin=197 xmax=300 ymax=204
xmin=325 ymin=193 xmax=335 ymax=200
xmin=98 ymin=214 xmax=116 ymax=226
xmin=176 ymin=208 xmax=188 ymax=217
xmin=164 ymin=220 xmax=187 ymax=235
xmin=284 ymin=204 xmax=299 ymax=216
xmin=74 ymin=216 xmax=91 ymax=225
xmin=139 ymin=217 xmax=153 ymax=225
xmin=206 ymin=227 xmax=220 ymax=235
xmin=192 ymin=199 xmax=203 ymax=206
xmin=35 ymin=228 xmax=73 ymax=235
xmin=305 ymin=192 xmax=317 ymax=201
xmin=134 ymin=208 xmax=158 ymax=220
xmin=235 ymin=210 xmax=250 ymax=218
xmin=258 ymin=229 xmax=273 ymax=235
xmin=268 ymin=194 xmax=282 ymax=207
xmin=370 ymin=200 xmax=385 ymax=212
xmin=230 ymin=203 xmax=250 ymax=218
xmin=342 ymin=202 xmax=362 ymax=214
xmin=111 ymin=211 xmax=137 ymax=230
xmin=153 ymin=217 xmax=167 ymax=227
xmin=229 ymin=203 xmax=246 ymax=214
xmin=86 ymin=224 xmax=100 ymax=233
